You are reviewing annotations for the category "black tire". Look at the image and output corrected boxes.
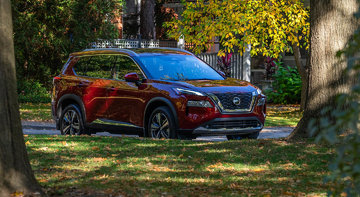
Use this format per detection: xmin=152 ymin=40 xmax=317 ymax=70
xmin=226 ymin=131 xmax=260 ymax=140
xmin=147 ymin=106 xmax=177 ymax=139
xmin=177 ymin=134 xmax=196 ymax=140
xmin=59 ymin=104 xmax=86 ymax=135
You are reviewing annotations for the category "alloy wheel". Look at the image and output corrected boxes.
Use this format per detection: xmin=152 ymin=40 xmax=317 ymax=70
xmin=150 ymin=112 xmax=170 ymax=139
xmin=61 ymin=109 xmax=81 ymax=135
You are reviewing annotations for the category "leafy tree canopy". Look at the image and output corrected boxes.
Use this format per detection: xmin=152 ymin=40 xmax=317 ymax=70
xmin=12 ymin=0 xmax=124 ymax=86
xmin=165 ymin=0 xmax=309 ymax=57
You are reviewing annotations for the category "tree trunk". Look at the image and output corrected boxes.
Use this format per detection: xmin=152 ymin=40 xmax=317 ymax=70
xmin=0 ymin=0 xmax=43 ymax=196
xmin=140 ymin=0 xmax=155 ymax=39
xmin=292 ymin=42 xmax=308 ymax=111
xmin=288 ymin=0 xmax=359 ymax=139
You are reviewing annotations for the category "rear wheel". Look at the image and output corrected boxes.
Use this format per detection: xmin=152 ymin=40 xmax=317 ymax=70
xmin=226 ymin=131 xmax=260 ymax=140
xmin=148 ymin=106 xmax=177 ymax=139
xmin=60 ymin=104 xmax=86 ymax=135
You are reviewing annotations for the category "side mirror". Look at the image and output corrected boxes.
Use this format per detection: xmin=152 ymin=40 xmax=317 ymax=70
xmin=124 ymin=72 xmax=140 ymax=82
xmin=218 ymin=71 xmax=226 ymax=78
xmin=124 ymin=72 xmax=142 ymax=86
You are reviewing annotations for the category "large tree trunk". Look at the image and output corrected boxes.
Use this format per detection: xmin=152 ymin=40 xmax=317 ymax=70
xmin=288 ymin=0 xmax=359 ymax=139
xmin=140 ymin=0 xmax=155 ymax=39
xmin=0 ymin=0 xmax=43 ymax=196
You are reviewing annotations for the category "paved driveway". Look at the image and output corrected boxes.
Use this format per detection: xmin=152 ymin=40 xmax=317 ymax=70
xmin=22 ymin=121 xmax=293 ymax=141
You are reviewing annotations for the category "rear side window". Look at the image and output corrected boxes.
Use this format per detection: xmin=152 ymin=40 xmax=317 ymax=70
xmin=74 ymin=56 xmax=91 ymax=76
xmin=74 ymin=55 xmax=116 ymax=79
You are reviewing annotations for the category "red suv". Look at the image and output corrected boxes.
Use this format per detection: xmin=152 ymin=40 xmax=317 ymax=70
xmin=51 ymin=48 xmax=266 ymax=140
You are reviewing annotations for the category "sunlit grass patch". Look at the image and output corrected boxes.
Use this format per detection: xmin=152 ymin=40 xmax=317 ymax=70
xmin=266 ymin=104 xmax=302 ymax=127
xmin=20 ymin=103 xmax=52 ymax=122
xmin=26 ymin=135 xmax=334 ymax=196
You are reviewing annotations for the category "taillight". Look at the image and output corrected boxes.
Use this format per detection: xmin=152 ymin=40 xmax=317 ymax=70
xmin=53 ymin=76 xmax=61 ymax=84
xmin=52 ymin=76 xmax=61 ymax=102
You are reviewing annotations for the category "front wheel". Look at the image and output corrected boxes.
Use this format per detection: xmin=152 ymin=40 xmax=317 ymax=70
xmin=147 ymin=106 xmax=177 ymax=139
xmin=226 ymin=131 xmax=260 ymax=140
xmin=59 ymin=104 xmax=86 ymax=135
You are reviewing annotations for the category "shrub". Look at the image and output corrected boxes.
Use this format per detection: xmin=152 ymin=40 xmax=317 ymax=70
xmin=265 ymin=63 xmax=302 ymax=104
xmin=17 ymin=80 xmax=51 ymax=103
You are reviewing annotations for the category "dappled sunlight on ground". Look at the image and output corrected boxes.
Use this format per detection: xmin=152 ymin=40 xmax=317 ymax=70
xmin=26 ymin=135 xmax=333 ymax=196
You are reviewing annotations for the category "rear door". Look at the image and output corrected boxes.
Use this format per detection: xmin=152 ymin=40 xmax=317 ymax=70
xmin=73 ymin=55 xmax=116 ymax=122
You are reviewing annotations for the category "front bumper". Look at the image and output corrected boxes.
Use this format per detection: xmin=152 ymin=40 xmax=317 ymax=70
xmin=191 ymin=117 xmax=263 ymax=135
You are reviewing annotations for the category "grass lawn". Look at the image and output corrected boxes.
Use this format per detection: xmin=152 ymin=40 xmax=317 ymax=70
xmin=20 ymin=103 xmax=53 ymax=122
xmin=20 ymin=103 xmax=302 ymax=127
xmin=26 ymin=135 xmax=334 ymax=196
xmin=265 ymin=104 xmax=302 ymax=127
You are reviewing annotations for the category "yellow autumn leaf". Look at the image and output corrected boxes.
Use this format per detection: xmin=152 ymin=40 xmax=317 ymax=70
xmin=252 ymin=168 xmax=265 ymax=172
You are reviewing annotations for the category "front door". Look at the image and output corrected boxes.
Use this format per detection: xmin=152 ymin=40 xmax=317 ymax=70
xmin=106 ymin=55 xmax=146 ymax=127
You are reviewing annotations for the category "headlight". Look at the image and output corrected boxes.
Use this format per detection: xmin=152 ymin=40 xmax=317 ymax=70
xmin=173 ymin=88 xmax=205 ymax=96
xmin=257 ymin=97 xmax=266 ymax=106
xmin=187 ymin=100 xmax=213 ymax=108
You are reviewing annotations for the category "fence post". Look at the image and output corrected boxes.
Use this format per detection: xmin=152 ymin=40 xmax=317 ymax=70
xmin=242 ymin=44 xmax=251 ymax=82
xmin=177 ymin=34 xmax=185 ymax=49
xmin=137 ymin=34 xmax=142 ymax=48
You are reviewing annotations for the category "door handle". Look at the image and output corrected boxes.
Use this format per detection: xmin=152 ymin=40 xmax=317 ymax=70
xmin=108 ymin=87 xmax=116 ymax=91
xmin=77 ymin=82 xmax=89 ymax=87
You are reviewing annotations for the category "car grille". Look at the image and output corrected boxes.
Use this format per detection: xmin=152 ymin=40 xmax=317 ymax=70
xmin=204 ymin=119 xmax=261 ymax=129
xmin=213 ymin=92 xmax=255 ymax=112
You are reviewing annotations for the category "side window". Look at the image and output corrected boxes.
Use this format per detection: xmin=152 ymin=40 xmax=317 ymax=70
xmin=87 ymin=55 xmax=116 ymax=79
xmin=115 ymin=55 xmax=144 ymax=80
xmin=74 ymin=56 xmax=91 ymax=76
xmin=74 ymin=55 xmax=116 ymax=79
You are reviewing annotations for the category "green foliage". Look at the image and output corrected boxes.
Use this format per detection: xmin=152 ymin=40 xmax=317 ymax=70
xmin=309 ymin=3 xmax=360 ymax=196
xmin=165 ymin=0 xmax=309 ymax=57
xmin=17 ymin=80 xmax=51 ymax=103
xmin=265 ymin=64 xmax=302 ymax=104
xmin=11 ymin=0 xmax=123 ymax=87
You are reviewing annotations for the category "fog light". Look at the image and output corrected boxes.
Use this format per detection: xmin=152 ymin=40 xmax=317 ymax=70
xmin=257 ymin=97 xmax=266 ymax=106
xmin=187 ymin=100 xmax=213 ymax=108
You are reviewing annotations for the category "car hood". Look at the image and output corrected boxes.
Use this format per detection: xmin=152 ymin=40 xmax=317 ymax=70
xmin=173 ymin=78 xmax=258 ymax=94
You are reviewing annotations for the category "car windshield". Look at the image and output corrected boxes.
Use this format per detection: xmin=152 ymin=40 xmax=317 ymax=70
xmin=137 ymin=54 xmax=224 ymax=81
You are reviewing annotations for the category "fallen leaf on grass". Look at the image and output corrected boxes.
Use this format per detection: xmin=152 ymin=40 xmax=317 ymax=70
xmin=11 ymin=191 xmax=24 ymax=197
xmin=61 ymin=141 xmax=68 ymax=146
xmin=39 ymin=147 xmax=48 ymax=151
xmin=92 ymin=146 xmax=100 ymax=151
xmin=93 ymin=157 xmax=106 ymax=162
xmin=282 ymin=191 xmax=296 ymax=196
xmin=25 ymin=141 xmax=31 ymax=145
xmin=252 ymin=168 xmax=265 ymax=173
xmin=39 ymin=179 xmax=48 ymax=183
